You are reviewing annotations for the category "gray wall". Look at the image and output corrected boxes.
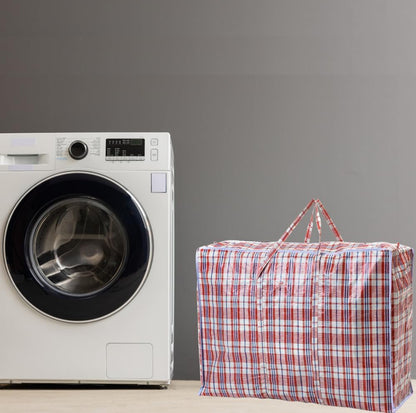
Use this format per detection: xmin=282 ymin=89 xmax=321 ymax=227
xmin=1 ymin=0 xmax=415 ymax=379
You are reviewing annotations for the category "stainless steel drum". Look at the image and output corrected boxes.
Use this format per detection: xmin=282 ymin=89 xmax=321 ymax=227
xmin=28 ymin=197 xmax=128 ymax=296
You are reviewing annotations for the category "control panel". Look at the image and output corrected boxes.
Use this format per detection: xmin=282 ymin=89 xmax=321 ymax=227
xmin=57 ymin=133 xmax=170 ymax=171
xmin=0 ymin=133 xmax=171 ymax=171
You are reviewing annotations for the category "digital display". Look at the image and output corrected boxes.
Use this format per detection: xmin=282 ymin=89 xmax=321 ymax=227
xmin=106 ymin=139 xmax=145 ymax=158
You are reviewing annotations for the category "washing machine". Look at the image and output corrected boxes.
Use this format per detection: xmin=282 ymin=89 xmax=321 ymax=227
xmin=0 ymin=132 xmax=174 ymax=384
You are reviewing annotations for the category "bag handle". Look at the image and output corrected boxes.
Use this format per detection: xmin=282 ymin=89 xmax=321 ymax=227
xmin=278 ymin=198 xmax=343 ymax=243
xmin=256 ymin=199 xmax=343 ymax=278
xmin=304 ymin=203 xmax=322 ymax=243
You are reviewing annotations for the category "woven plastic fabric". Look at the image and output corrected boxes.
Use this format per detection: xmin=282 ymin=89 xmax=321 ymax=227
xmin=196 ymin=199 xmax=413 ymax=413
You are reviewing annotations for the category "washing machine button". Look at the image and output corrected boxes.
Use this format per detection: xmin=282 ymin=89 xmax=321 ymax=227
xmin=150 ymin=148 xmax=158 ymax=161
xmin=69 ymin=140 xmax=88 ymax=160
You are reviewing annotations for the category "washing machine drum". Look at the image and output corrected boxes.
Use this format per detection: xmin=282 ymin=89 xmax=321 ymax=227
xmin=4 ymin=172 xmax=152 ymax=322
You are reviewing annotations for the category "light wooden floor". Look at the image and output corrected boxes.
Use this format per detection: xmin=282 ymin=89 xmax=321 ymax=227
xmin=0 ymin=380 xmax=414 ymax=413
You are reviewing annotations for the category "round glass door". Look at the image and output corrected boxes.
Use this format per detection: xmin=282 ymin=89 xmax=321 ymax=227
xmin=28 ymin=197 xmax=128 ymax=297
xmin=4 ymin=172 xmax=152 ymax=322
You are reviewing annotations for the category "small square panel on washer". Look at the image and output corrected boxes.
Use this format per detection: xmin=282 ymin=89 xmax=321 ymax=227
xmin=151 ymin=173 xmax=167 ymax=193
xmin=106 ymin=343 xmax=153 ymax=379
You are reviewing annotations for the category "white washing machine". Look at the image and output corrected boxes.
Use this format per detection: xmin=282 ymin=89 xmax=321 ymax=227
xmin=0 ymin=133 xmax=174 ymax=385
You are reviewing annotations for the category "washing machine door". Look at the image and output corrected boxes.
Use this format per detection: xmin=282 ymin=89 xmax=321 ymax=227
xmin=4 ymin=172 xmax=152 ymax=322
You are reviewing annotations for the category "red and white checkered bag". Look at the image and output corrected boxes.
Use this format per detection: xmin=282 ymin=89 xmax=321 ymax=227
xmin=196 ymin=199 xmax=413 ymax=412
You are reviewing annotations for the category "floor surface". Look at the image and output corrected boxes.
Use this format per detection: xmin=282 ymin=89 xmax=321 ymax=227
xmin=0 ymin=380 xmax=414 ymax=413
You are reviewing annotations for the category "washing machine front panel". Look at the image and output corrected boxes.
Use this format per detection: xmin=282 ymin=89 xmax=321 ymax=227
xmin=4 ymin=172 xmax=152 ymax=322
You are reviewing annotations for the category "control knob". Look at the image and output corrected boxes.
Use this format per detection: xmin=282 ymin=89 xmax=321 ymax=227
xmin=68 ymin=140 xmax=88 ymax=160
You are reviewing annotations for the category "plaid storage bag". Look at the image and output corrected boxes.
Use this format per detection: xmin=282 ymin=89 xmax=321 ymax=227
xmin=196 ymin=199 xmax=413 ymax=412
